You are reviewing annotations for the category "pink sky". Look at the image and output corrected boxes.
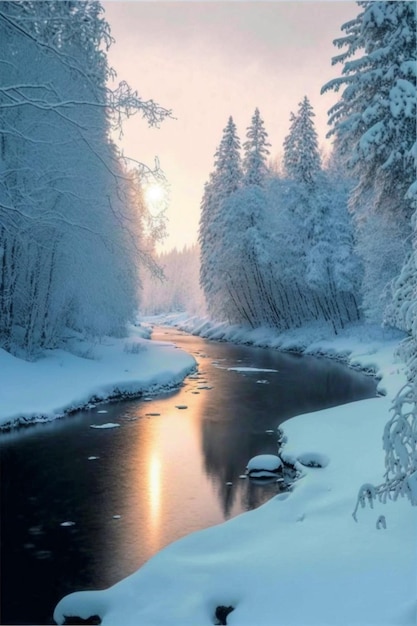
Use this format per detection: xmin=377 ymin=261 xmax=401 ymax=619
xmin=103 ymin=1 xmax=358 ymax=251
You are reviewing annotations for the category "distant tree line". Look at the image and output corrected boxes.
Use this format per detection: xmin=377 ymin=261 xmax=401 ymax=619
xmin=141 ymin=244 xmax=205 ymax=317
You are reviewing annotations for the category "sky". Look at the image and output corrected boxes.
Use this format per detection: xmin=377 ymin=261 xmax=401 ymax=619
xmin=102 ymin=1 xmax=358 ymax=251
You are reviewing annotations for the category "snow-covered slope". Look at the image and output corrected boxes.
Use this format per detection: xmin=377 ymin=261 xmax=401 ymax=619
xmin=0 ymin=324 xmax=196 ymax=429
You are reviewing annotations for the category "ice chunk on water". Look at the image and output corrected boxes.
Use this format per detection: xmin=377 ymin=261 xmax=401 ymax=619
xmin=90 ymin=423 xmax=120 ymax=429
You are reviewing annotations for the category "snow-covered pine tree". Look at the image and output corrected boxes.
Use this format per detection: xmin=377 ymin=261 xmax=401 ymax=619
xmin=216 ymin=184 xmax=279 ymax=327
xmin=283 ymin=96 xmax=321 ymax=184
xmin=322 ymin=0 xmax=416 ymax=324
xmin=199 ymin=116 xmax=243 ymax=320
xmin=242 ymin=108 xmax=271 ymax=187
xmin=359 ymin=134 xmax=417 ymax=512
xmin=322 ymin=1 xmax=416 ymax=223
xmin=326 ymin=2 xmax=417 ymax=514
xmin=278 ymin=99 xmax=361 ymax=330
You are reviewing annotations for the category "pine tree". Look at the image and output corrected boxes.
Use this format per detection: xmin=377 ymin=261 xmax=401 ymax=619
xmin=243 ymin=108 xmax=271 ymax=187
xmin=323 ymin=1 xmax=417 ymax=512
xmin=321 ymin=0 xmax=416 ymax=223
xmin=322 ymin=0 xmax=417 ymax=324
xmin=213 ymin=116 xmax=243 ymax=198
xmin=283 ymin=96 xmax=321 ymax=184
xmin=199 ymin=117 xmax=242 ymax=319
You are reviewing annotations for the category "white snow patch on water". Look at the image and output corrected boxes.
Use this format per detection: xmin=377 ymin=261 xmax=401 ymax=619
xmin=90 ymin=423 xmax=120 ymax=429
xmin=225 ymin=366 xmax=278 ymax=373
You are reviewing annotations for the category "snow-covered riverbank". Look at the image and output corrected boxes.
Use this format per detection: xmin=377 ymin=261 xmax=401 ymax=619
xmin=54 ymin=315 xmax=417 ymax=626
xmin=148 ymin=313 xmax=407 ymax=396
xmin=0 ymin=323 xmax=196 ymax=430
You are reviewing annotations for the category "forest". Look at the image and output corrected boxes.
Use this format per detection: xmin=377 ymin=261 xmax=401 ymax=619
xmin=0 ymin=0 xmax=168 ymax=358
xmin=1 ymin=1 xmax=416 ymax=507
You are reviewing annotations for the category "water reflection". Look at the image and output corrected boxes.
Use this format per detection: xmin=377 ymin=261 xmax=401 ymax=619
xmin=148 ymin=453 xmax=162 ymax=549
xmin=0 ymin=327 xmax=377 ymax=626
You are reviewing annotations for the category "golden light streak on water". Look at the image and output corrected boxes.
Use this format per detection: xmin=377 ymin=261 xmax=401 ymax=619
xmin=148 ymin=451 xmax=162 ymax=550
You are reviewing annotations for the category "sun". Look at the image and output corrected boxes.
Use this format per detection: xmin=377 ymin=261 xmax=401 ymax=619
xmin=145 ymin=183 xmax=165 ymax=206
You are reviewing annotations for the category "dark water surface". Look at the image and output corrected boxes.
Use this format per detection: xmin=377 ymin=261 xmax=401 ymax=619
xmin=0 ymin=327 xmax=377 ymax=625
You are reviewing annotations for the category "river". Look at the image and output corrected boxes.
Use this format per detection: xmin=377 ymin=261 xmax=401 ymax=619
xmin=0 ymin=327 xmax=377 ymax=625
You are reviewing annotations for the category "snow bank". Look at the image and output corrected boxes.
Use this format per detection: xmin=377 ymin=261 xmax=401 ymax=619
xmin=0 ymin=323 xmax=196 ymax=429
xmin=54 ymin=315 xmax=417 ymax=626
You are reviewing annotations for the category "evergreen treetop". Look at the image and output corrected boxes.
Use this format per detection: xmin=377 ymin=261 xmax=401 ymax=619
xmin=243 ymin=108 xmax=271 ymax=186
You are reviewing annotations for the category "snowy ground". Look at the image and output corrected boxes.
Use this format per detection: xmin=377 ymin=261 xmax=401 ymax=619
xmin=0 ymin=323 xmax=196 ymax=429
xmin=54 ymin=315 xmax=417 ymax=626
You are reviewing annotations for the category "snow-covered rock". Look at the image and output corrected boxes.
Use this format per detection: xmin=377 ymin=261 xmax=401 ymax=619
xmin=246 ymin=454 xmax=282 ymax=478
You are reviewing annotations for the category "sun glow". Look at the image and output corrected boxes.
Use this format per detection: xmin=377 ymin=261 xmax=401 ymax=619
xmin=145 ymin=183 xmax=165 ymax=207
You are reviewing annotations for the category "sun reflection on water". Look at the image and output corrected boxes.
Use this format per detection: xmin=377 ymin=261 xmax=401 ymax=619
xmin=148 ymin=451 xmax=162 ymax=550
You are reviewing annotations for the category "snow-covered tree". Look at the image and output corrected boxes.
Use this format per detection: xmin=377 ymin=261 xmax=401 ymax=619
xmin=321 ymin=0 xmax=416 ymax=223
xmin=322 ymin=0 xmax=416 ymax=324
xmin=354 ymin=249 xmax=417 ymax=516
xmin=283 ymin=96 xmax=321 ymax=184
xmin=278 ymin=100 xmax=361 ymax=330
xmin=326 ymin=2 xmax=417 ymax=514
xmin=215 ymin=184 xmax=276 ymax=327
xmin=199 ymin=117 xmax=242 ymax=319
xmin=243 ymin=108 xmax=271 ymax=187
xmin=264 ymin=172 xmax=361 ymax=332
xmin=0 ymin=1 xmax=170 ymax=356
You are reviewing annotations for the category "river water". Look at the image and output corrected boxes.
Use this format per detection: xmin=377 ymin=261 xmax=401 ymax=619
xmin=0 ymin=327 xmax=377 ymax=625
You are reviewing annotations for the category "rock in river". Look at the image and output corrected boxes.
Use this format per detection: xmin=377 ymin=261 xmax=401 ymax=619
xmin=246 ymin=454 xmax=282 ymax=478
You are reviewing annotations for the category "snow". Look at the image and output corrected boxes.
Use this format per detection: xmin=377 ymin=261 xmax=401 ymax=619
xmin=54 ymin=315 xmax=417 ymax=626
xmin=246 ymin=454 xmax=282 ymax=473
xmin=297 ymin=451 xmax=330 ymax=468
xmin=90 ymin=423 xmax=120 ymax=430
xmin=0 ymin=323 xmax=196 ymax=429
xmin=224 ymin=366 xmax=278 ymax=373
